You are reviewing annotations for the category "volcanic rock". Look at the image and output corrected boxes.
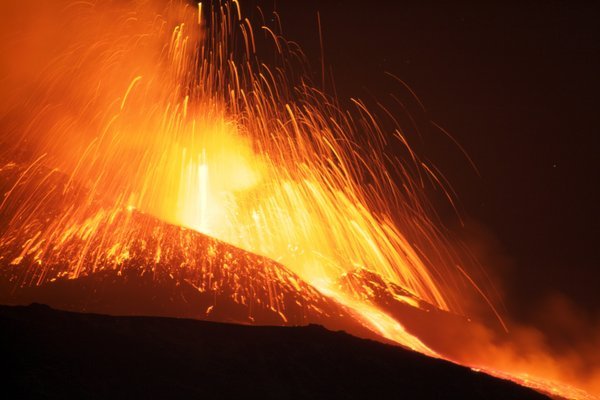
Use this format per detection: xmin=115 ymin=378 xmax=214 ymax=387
xmin=0 ymin=303 xmax=549 ymax=399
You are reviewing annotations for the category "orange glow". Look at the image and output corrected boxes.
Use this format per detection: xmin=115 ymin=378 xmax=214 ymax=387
xmin=0 ymin=1 xmax=597 ymax=399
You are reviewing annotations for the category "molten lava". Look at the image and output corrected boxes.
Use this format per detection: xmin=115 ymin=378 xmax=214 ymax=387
xmin=0 ymin=1 xmax=596 ymax=399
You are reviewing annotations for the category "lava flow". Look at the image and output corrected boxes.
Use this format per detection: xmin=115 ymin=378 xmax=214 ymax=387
xmin=0 ymin=1 xmax=596 ymax=399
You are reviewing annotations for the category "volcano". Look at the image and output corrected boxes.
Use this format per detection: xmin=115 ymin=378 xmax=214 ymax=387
xmin=0 ymin=159 xmax=582 ymax=399
xmin=0 ymin=159 xmax=376 ymax=339
xmin=1 ymin=1 xmax=595 ymax=397
xmin=0 ymin=159 xmax=477 ymax=350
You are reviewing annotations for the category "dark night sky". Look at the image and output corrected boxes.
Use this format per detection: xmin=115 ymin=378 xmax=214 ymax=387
xmin=249 ymin=1 xmax=600 ymax=323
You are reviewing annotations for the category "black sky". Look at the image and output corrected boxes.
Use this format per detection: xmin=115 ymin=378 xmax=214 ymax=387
xmin=248 ymin=0 xmax=600 ymax=322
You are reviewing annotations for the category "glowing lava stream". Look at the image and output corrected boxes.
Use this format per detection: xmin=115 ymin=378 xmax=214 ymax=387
xmin=0 ymin=1 xmax=596 ymax=399
xmin=312 ymin=281 xmax=434 ymax=356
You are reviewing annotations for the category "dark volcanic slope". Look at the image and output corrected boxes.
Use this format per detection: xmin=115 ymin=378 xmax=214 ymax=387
xmin=0 ymin=304 xmax=548 ymax=400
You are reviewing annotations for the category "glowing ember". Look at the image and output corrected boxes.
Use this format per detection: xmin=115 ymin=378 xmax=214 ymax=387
xmin=0 ymin=1 xmax=596 ymax=399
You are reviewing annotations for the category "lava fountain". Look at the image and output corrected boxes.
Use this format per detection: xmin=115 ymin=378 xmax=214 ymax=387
xmin=0 ymin=1 xmax=596 ymax=399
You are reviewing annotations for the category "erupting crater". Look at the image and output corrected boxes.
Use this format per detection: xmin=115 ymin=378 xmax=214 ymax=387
xmin=0 ymin=1 xmax=596 ymax=399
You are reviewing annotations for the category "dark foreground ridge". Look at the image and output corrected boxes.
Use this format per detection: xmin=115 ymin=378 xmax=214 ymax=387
xmin=0 ymin=304 xmax=547 ymax=399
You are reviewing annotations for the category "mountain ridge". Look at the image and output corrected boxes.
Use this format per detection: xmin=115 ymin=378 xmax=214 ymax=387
xmin=0 ymin=303 xmax=548 ymax=399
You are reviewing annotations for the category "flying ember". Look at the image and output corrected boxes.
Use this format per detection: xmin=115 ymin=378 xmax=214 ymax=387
xmin=0 ymin=1 xmax=596 ymax=399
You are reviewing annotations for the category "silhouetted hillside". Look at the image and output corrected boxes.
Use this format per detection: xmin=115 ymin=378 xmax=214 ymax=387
xmin=0 ymin=303 xmax=548 ymax=399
